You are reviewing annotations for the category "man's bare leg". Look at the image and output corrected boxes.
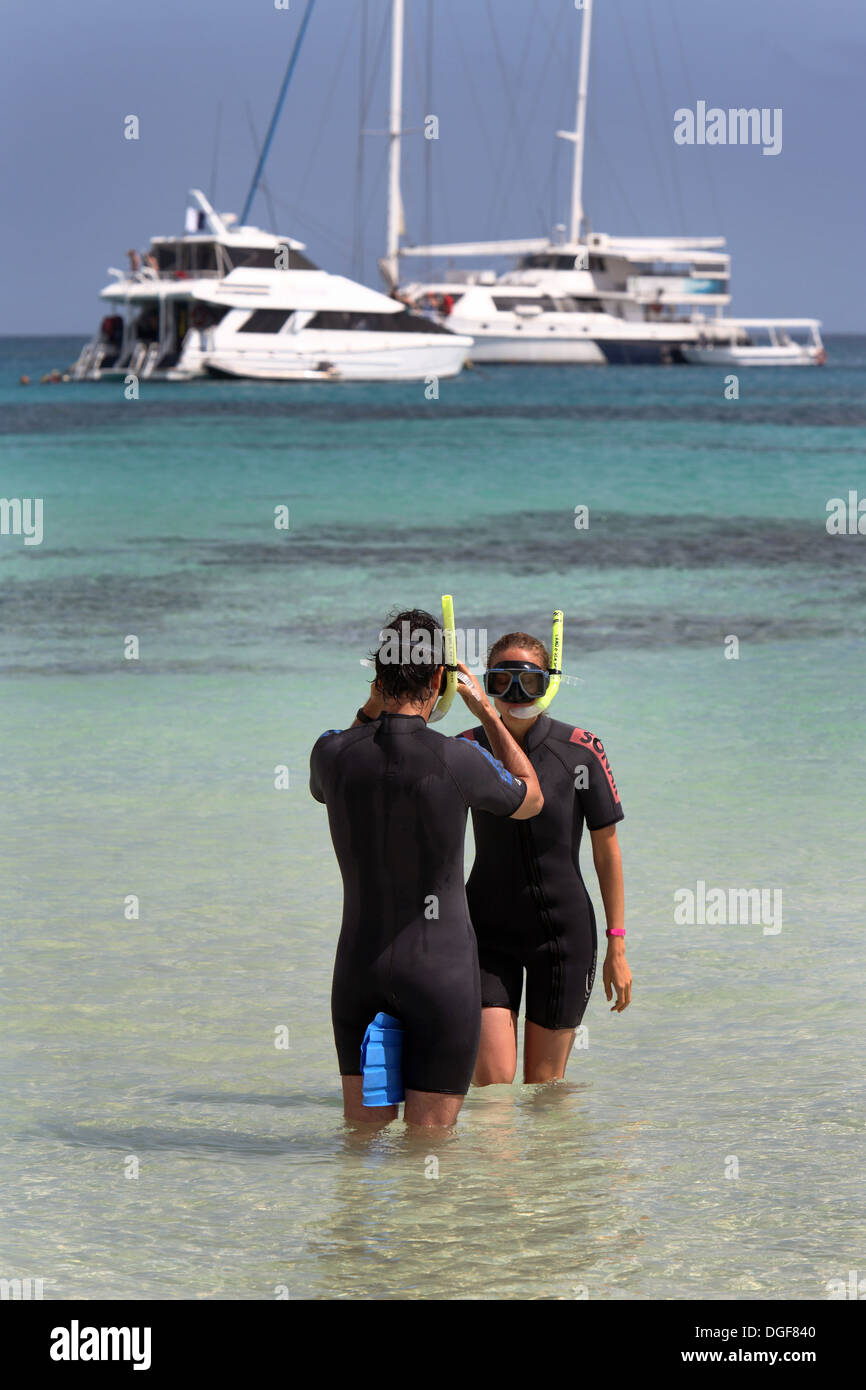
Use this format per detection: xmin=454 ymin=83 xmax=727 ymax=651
xmin=403 ymin=1089 xmax=464 ymax=1127
xmin=473 ymin=1007 xmax=518 ymax=1085
xmin=341 ymin=1075 xmax=398 ymax=1124
xmin=523 ymin=1021 xmax=576 ymax=1082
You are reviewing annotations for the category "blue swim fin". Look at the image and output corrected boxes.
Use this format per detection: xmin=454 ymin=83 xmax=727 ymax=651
xmin=360 ymin=1011 xmax=404 ymax=1105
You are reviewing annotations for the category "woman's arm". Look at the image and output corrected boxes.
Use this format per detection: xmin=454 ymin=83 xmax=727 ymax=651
xmin=589 ymin=824 xmax=632 ymax=1012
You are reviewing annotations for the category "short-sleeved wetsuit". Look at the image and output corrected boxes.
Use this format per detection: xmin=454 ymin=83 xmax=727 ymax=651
xmin=310 ymin=712 xmax=527 ymax=1094
xmin=459 ymin=714 xmax=623 ymax=1031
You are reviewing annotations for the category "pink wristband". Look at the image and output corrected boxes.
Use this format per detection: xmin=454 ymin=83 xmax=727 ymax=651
xmin=606 ymin=928 xmax=625 ymax=938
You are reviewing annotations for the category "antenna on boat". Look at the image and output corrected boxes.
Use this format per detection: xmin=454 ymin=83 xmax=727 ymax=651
xmin=382 ymin=0 xmax=405 ymax=290
xmin=555 ymin=0 xmax=593 ymax=244
xmin=239 ymin=0 xmax=317 ymax=228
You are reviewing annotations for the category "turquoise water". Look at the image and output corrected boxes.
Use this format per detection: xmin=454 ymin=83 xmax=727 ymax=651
xmin=2 ymin=337 xmax=864 ymax=1300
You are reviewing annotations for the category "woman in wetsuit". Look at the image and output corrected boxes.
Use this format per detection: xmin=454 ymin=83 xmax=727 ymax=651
xmin=459 ymin=630 xmax=632 ymax=1085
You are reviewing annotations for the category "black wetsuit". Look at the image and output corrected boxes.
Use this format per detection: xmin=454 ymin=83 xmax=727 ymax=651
xmin=310 ymin=712 xmax=527 ymax=1094
xmin=459 ymin=714 xmax=623 ymax=1030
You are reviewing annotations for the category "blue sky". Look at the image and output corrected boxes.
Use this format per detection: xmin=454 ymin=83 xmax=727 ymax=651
xmin=2 ymin=0 xmax=864 ymax=332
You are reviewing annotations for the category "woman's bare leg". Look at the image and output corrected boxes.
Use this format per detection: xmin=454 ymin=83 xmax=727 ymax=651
xmin=523 ymin=1022 xmax=575 ymax=1082
xmin=473 ymin=1007 xmax=518 ymax=1086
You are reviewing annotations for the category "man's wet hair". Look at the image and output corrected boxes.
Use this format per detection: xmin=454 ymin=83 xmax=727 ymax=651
xmin=373 ymin=607 xmax=443 ymax=706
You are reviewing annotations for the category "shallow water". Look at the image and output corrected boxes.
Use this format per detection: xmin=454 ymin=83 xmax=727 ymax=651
xmin=1 ymin=337 xmax=864 ymax=1298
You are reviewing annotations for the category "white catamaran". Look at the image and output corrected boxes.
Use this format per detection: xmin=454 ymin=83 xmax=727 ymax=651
xmin=395 ymin=0 xmax=823 ymax=366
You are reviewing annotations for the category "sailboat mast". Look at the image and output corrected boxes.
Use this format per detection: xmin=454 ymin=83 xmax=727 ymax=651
xmin=569 ymin=0 xmax=593 ymax=244
xmin=384 ymin=0 xmax=405 ymax=289
xmin=239 ymin=0 xmax=317 ymax=228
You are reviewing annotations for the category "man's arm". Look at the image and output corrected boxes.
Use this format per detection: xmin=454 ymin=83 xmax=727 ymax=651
xmin=350 ymin=681 xmax=385 ymax=727
xmin=456 ymin=664 xmax=543 ymax=819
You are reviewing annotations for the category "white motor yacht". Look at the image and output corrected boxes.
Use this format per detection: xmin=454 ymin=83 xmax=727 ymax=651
xmin=73 ymin=190 xmax=471 ymax=384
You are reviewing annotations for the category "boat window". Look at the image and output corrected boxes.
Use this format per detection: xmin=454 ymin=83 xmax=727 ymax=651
xmin=633 ymin=261 xmax=694 ymax=276
xmin=154 ymin=244 xmax=179 ymax=272
xmin=518 ymin=254 xmax=560 ymax=270
xmin=226 ymin=245 xmax=319 ymax=272
xmin=306 ymin=309 xmax=453 ymax=334
xmin=238 ymin=309 xmax=292 ymax=333
xmin=188 ymin=302 xmax=229 ymax=328
xmin=492 ymin=296 xmax=558 ymax=312
xmin=517 ymin=252 xmax=590 ymax=271
xmin=188 ymin=242 xmax=220 ymax=273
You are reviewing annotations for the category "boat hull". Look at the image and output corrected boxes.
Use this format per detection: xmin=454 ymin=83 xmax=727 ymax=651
xmin=195 ymin=337 xmax=471 ymax=382
xmin=462 ymin=334 xmax=605 ymax=364
xmin=460 ymin=331 xmax=691 ymax=365
xmin=680 ymin=346 xmax=822 ymax=366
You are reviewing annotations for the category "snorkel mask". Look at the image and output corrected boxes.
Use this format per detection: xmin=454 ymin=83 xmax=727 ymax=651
xmin=486 ymin=610 xmax=564 ymax=720
xmin=484 ymin=662 xmax=550 ymax=703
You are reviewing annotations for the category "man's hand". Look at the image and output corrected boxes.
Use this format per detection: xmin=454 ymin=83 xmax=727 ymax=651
xmin=352 ymin=680 xmax=384 ymax=726
xmin=366 ymin=681 xmax=385 ymax=713
xmin=455 ymin=662 xmax=493 ymax=721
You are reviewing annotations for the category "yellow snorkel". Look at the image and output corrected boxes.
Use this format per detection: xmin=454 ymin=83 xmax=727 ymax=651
xmin=534 ymin=609 xmax=564 ymax=712
xmin=508 ymin=609 xmax=564 ymax=718
xmin=428 ymin=594 xmax=458 ymax=723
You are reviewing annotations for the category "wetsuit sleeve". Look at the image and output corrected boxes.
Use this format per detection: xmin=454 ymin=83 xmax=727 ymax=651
xmin=447 ymin=736 xmax=527 ymax=816
xmin=570 ymin=728 xmax=624 ymax=829
xmin=309 ymin=729 xmax=342 ymax=804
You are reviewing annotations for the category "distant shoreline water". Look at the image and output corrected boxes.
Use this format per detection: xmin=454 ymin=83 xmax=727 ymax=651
xmin=2 ymin=329 xmax=864 ymax=1301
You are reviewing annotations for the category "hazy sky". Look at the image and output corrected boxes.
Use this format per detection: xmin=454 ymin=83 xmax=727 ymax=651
xmin=2 ymin=0 xmax=864 ymax=332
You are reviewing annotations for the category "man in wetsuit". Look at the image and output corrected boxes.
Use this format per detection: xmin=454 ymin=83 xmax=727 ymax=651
xmin=309 ymin=608 xmax=543 ymax=1127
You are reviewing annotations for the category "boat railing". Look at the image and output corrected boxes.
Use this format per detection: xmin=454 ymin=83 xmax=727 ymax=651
xmin=128 ymin=342 xmax=148 ymax=376
xmin=140 ymin=343 xmax=161 ymax=377
xmin=72 ymin=340 xmax=107 ymax=380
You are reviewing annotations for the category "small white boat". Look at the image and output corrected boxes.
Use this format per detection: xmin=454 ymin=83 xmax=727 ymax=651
xmin=680 ymin=319 xmax=826 ymax=366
